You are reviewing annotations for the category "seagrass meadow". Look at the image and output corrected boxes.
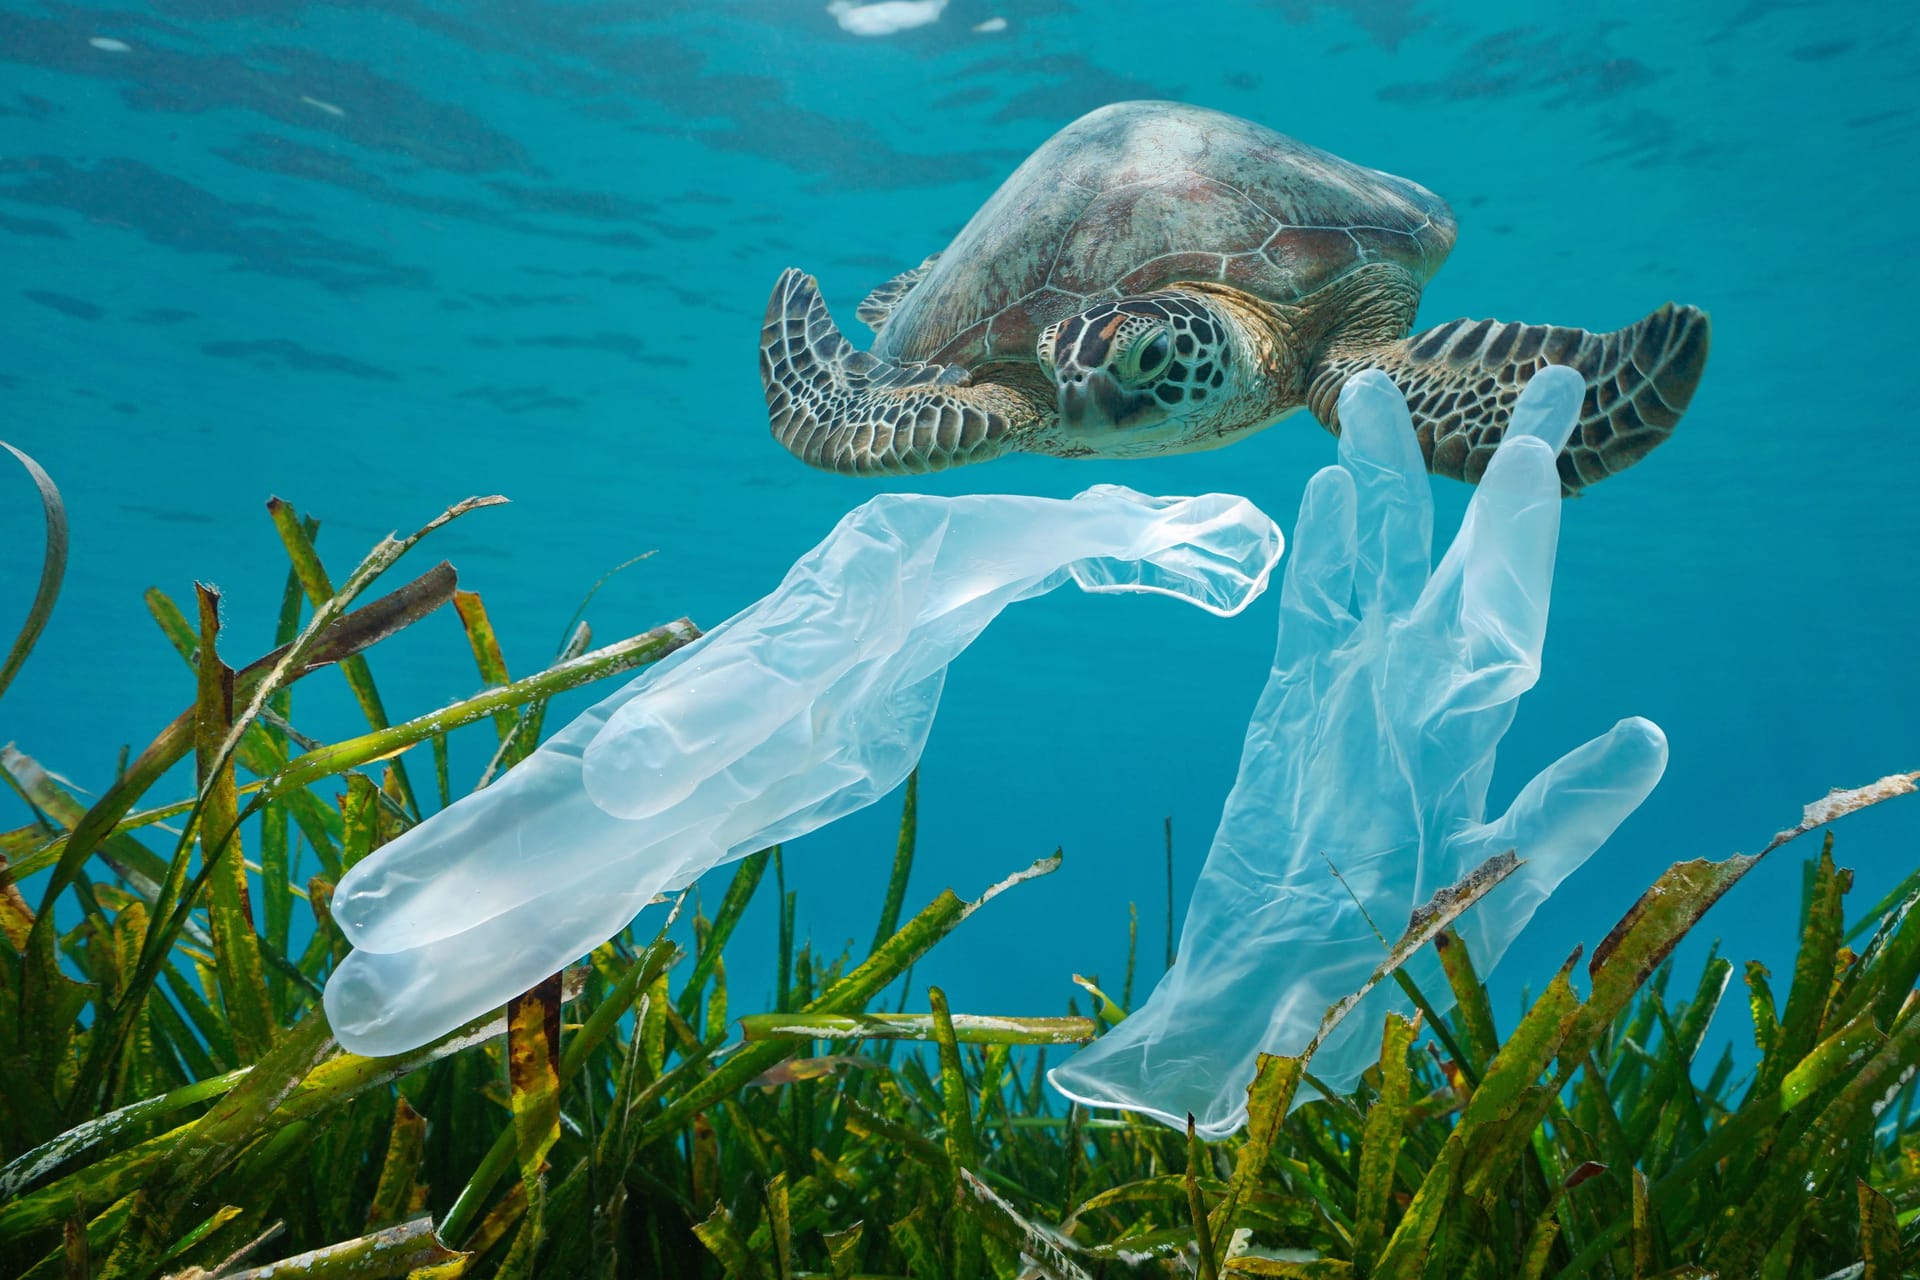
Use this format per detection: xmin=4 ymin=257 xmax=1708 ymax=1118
xmin=4 ymin=445 xmax=1920 ymax=1280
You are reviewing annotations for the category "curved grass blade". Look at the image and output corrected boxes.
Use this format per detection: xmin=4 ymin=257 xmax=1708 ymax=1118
xmin=144 ymin=584 xmax=344 ymax=864
xmin=26 ymin=561 xmax=459 ymax=1023
xmin=551 ymin=549 xmax=654 ymax=656
xmin=1754 ymin=837 xmax=1850 ymax=1100
xmin=12 ymin=1195 xmax=133 ymax=1280
xmin=1372 ymin=956 xmax=1585 ymax=1278
xmin=267 ymin=498 xmax=454 ymax=819
xmin=1071 ymin=974 xmax=1126 ymax=1027
xmin=678 ymin=848 xmax=770 ymax=1023
xmin=1314 ymin=851 xmax=1520 ymax=1057
xmin=1187 ymin=1116 xmax=1221 ymax=1280
xmin=193 ymin=584 xmax=274 ymax=1062
xmin=870 ymin=769 xmax=916 ymax=959
xmin=930 ymin=985 xmax=982 ymax=1274
xmin=960 ymin=1168 xmax=1095 ymax=1280
xmin=823 ymin=1221 xmax=863 ymax=1280
xmin=498 ymin=978 xmax=563 ymax=1280
xmin=1073 ymin=1172 xmax=1230 ymax=1218
xmin=92 ymin=1012 xmax=333 ymax=1279
xmin=452 ymin=589 xmax=517 ymax=745
xmin=78 ymin=510 xmax=619 ymax=1111
xmin=0 ymin=440 xmax=67 ymax=707
xmin=364 ymin=1096 xmax=428 ymax=1232
xmin=213 ymin=1217 xmax=462 ymax=1279
xmin=438 ymin=941 xmax=681 ymax=1246
xmin=1434 ymin=929 xmax=1499 ymax=1075
xmin=693 ymin=1202 xmax=767 ymax=1280
xmin=491 ymin=618 xmax=592 ymax=780
xmin=258 ymin=620 xmax=698 ymax=799
xmin=638 ymin=855 xmax=1064 ymax=1151
xmin=1760 ymin=771 xmax=1919 ymax=858
xmin=1350 ymin=1014 xmax=1419 ymax=1273
xmin=0 ymin=974 xmax=585 ymax=1243
xmin=0 ymin=746 xmax=187 ymax=937
xmin=738 ymin=1011 xmax=1095 ymax=1045
xmin=0 ymin=1066 xmax=249 ymax=1201
xmin=1707 ymin=1007 xmax=1920 ymax=1272
xmin=1859 ymin=1179 xmax=1903 ymax=1278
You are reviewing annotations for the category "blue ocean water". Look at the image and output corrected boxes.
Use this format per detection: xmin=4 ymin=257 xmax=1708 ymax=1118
xmin=2 ymin=0 xmax=1915 ymax=1071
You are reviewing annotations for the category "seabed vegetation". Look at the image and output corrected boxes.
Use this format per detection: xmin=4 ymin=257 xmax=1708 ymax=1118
xmin=2 ymin=443 xmax=1919 ymax=1280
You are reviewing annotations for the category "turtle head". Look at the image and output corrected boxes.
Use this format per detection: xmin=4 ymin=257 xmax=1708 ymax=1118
xmin=1037 ymin=293 xmax=1234 ymax=455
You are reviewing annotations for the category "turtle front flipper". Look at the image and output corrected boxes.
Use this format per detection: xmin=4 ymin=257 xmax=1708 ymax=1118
xmin=1306 ymin=303 xmax=1710 ymax=492
xmin=761 ymin=269 xmax=1047 ymax=475
xmin=856 ymin=253 xmax=940 ymax=335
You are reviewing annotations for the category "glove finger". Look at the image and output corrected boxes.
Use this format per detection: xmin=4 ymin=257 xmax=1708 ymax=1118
xmin=1275 ymin=464 xmax=1358 ymax=670
xmin=1422 ymin=367 xmax=1579 ymax=663
xmin=1448 ymin=716 xmax=1669 ymax=971
xmin=1336 ymin=370 xmax=1433 ymax=621
xmin=1506 ymin=364 xmax=1585 ymax=453
xmin=1415 ymin=433 xmax=1562 ymax=709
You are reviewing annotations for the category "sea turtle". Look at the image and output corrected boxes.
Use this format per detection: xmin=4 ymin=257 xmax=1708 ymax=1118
xmin=760 ymin=100 xmax=1709 ymax=491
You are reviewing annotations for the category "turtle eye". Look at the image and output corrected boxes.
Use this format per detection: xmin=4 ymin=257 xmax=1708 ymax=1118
xmin=1125 ymin=328 xmax=1173 ymax=382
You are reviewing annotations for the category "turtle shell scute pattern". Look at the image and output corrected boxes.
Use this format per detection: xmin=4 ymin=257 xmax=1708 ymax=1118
xmin=875 ymin=101 xmax=1458 ymax=370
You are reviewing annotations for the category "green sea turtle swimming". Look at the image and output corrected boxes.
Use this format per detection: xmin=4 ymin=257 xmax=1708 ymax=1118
xmin=760 ymin=100 xmax=1709 ymax=491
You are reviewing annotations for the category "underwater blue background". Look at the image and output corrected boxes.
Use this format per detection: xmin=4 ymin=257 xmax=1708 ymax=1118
xmin=2 ymin=0 xmax=1916 ymax=1070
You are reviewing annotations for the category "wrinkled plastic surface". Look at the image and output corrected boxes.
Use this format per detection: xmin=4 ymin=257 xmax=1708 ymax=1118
xmin=1050 ymin=368 xmax=1670 ymax=1138
xmin=323 ymin=485 xmax=1281 ymax=1056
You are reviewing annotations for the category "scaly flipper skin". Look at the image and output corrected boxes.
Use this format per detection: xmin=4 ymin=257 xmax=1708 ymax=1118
xmin=1307 ymin=304 xmax=1711 ymax=492
xmin=761 ymin=269 xmax=1048 ymax=475
xmin=856 ymin=253 xmax=941 ymax=335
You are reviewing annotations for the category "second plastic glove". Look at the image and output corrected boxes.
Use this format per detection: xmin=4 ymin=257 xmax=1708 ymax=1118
xmin=1051 ymin=368 xmax=1669 ymax=1137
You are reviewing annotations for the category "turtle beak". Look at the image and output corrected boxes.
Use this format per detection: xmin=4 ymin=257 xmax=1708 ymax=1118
xmin=1057 ymin=369 xmax=1126 ymax=430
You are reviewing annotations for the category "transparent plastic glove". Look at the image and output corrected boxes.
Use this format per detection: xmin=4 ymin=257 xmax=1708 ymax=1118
xmin=323 ymin=485 xmax=1281 ymax=1056
xmin=1049 ymin=368 xmax=1669 ymax=1137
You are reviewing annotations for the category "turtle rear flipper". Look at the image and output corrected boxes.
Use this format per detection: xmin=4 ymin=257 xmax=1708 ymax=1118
xmin=1307 ymin=303 xmax=1710 ymax=492
xmin=762 ymin=269 xmax=1046 ymax=475
xmin=856 ymin=253 xmax=941 ymax=334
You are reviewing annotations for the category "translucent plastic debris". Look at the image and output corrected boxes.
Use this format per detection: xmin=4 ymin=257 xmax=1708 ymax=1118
xmin=323 ymin=485 xmax=1281 ymax=1056
xmin=1050 ymin=368 xmax=1670 ymax=1138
